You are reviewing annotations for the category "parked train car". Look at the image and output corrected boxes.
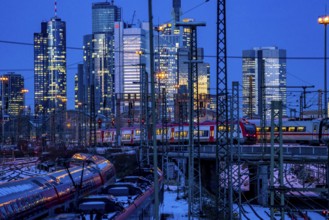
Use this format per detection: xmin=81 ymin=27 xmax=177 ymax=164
xmin=0 ymin=153 xmax=116 ymax=220
xmin=249 ymin=118 xmax=329 ymax=145
xmin=98 ymin=119 xmax=257 ymax=145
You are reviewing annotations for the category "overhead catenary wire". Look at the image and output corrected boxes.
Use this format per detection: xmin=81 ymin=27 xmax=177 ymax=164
xmin=1 ymin=39 xmax=328 ymax=60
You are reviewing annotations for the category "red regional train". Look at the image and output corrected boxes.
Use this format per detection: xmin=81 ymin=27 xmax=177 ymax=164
xmin=97 ymin=119 xmax=257 ymax=146
xmin=0 ymin=153 xmax=116 ymax=220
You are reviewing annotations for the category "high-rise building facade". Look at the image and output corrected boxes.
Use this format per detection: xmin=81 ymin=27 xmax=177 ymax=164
xmin=114 ymin=21 xmax=149 ymax=115
xmin=242 ymin=47 xmax=287 ymax=119
xmin=92 ymin=2 xmax=121 ymax=34
xmin=34 ymin=17 xmax=66 ymax=115
xmin=1 ymin=73 xmax=25 ymax=117
xmin=75 ymin=64 xmax=84 ymax=109
xmin=83 ymin=33 xmax=115 ymax=116
xmin=177 ymin=48 xmax=210 ymax=95
xmin=34 ymin=22 xmax=48 ymax=115
xmin=114 ymin=22 xmax=148 ymax=96
xmin=79 ymin=2 xmax=121 ymax=117
xmin=172 ymin=0 xmax=182 ymax=25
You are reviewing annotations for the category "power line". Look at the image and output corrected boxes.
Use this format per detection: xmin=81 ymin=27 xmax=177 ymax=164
xmin=1 ymin=39 xmax=327 ymax=60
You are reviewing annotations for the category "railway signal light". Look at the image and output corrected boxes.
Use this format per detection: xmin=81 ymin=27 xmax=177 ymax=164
xmin=97 ymin=119 xmax=102 ymax=129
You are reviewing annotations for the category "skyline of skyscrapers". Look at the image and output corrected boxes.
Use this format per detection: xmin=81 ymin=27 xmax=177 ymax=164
xmin=29 ymin=1 xmax=292 ymax=123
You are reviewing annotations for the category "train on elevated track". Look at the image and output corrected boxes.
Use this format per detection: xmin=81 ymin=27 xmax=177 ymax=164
xmin=249 ymin=118 xmax=329 ymax=145
xmin=97 ymin=119 xmax=258 ymax=145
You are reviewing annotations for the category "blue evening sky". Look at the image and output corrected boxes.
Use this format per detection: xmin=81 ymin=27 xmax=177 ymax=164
xmin=0 ymin=0 xmax=327 ymax=111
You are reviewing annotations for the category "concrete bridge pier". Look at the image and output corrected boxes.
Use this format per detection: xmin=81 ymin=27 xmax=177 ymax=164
xmin=174 ymin=158 xmax=187 ymax=198
xmin=249 ymin=164 xmax=269 ymax=206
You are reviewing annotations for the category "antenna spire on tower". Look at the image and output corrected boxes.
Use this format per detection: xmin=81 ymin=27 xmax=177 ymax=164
xmin=54 ymin=0 xmax=57 ymax=17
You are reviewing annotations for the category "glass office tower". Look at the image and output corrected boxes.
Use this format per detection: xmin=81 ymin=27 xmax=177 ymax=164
xmin=92 ymin=2 xmax=121 ymax=34
xmin=242 ymin=47 xmax=287 ymax=119
xmin=2 ymin=73 xmax=25 ymax=117
xmin=47 ymin=17 xmax=67 ymax=113
xmin=79 ymin=1 xmax=121 ymax=117
xmin=34 ymin=17 xmax=66 ymax=115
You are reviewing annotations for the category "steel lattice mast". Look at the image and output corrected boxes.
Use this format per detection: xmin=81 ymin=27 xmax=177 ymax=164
xmin=270 ymin=101 xmax=284 ymax=219
xmin=230 ymin=81 xmax=241 ymax=219
xmin=216 ymin=0 xmax=231 ymax=219
xmin=148 ymin=1 xmax=159 ymax=219
xmin=139 ymin=61 xmax=149 ymax=167
xmin=176 ymin=21 xmax=205 ymax=218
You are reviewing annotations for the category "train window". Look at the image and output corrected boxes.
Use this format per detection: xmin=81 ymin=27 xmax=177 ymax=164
xmin=5 ymin=205 xmax=13 ymax=216
xmin=135 ymin=129 xmax=140 ymax=136
xmin=174 ymin=131 xmax=187 ymax=138
xmin=273 ymin=127 xmax=278 ymax=132
xmin=218 ymin=126 xmax=230 ymax=131
xmin=202 ymin=130 xmax=209 ymax=137
xmin=32 ymin=179 xmax=44 ymax=187
xmin=282 ymin=127 xmax=287 ymax=132
xmin=122 ymin=134 xmax=131 ymax=140
xmin=193 ymin=130 xmax=209 ymax=137
xmin=156 ymin=129 xmax=161 ymax=135
xmin=11 ymin=203 xmax=18 ymax=213
xmin=314 ymin=125 xmax=317 ymax=132
xmin=297 ymin=126 xmax=305 ymax=132
xmin=288 ymin=127 xmax=296 ymax=132
xmin=259 ymin=127 xmax=270 ymax=132
xmin=244 ymin=124 xmax=256 ymax=133
xmin=0 ymin=206 xmax=6 ymax=217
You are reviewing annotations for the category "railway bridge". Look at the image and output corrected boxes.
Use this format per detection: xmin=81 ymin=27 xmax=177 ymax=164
xmin=160 ymin=144 xmax=329 ymax=207
xmin=163 ymin=144 xmax=328 ymax=163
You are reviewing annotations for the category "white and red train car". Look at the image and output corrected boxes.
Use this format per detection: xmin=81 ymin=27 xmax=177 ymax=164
xmin=97 ymin=119 xmax=257 ymax=146
xmin=249 ymin=118 xmax=329 ymax=145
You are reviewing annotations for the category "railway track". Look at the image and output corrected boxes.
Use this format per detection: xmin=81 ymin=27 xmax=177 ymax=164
xmin=0 ymin=157 xmax=42 ymax=182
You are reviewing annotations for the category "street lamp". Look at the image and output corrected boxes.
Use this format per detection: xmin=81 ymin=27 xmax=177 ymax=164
xmin=318 ymin=15 xmax=329 ymax=118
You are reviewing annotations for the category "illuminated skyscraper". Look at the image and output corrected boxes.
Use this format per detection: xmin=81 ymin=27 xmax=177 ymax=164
xmin=114 ymin=22 xmax=148 ymax=95
xmin=34 ymin=22 xmax=48 ymax=115
xmin=34 ymin=17 xmax=66 ymax=115
xmin=155 ymin=4 xmax=210 ymax=121
xmin=172 ymin=0 xmax=182 ymax=25
xmin=1 ymin=73 xmax=25 ymax=117
xmin=242 ymin=47 xmax=287 ymax=119
xmin=79 ymin=2 xmax=121 ymax=117
xmin=92 ymin=2 xmax=121 ymax=34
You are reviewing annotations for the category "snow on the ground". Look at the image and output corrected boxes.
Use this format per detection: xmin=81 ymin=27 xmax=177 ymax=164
xmin=161 ymin=185 xmax=326 ymax=220
xmin=160 ymin=185 xmax=189 ymax=219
